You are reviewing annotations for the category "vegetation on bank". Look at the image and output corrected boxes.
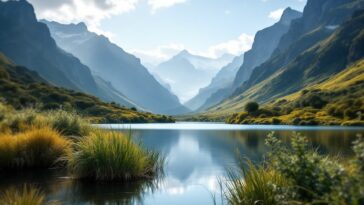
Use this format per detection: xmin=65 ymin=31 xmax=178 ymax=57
xmin=68 ymin=130 xmax=162 ymax=181
xmin=224 ymin=133 xmax=364 ymax=205
xmin=0 ymin=53 xmax=174 ymax=123
xmin=226 ymin=59 xmax=364 ymax=126
xmin=0 ymin=105 xmax=163 ymax=182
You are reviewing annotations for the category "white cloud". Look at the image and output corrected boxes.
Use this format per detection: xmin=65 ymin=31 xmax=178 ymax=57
xmin=132 ymin=43 xmax=186 ymax=66
xmin=148 ymin=0 xmax=186 ymax=13
xmin=28 ymin=0 xmax=139 ymax=37
xmin=268 ymin=8 xmax=284 ymax=20
xmin=199 ymin=33 xmax=254 ymax=58
xmin=133 ymin=33 xmax=253 ymax=66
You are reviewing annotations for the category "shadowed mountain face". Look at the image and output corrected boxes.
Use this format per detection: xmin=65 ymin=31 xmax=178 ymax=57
xmin=0 ymin=53 xmax=174 ymax=123
xmin=43 ymin=20 xmax=188 ymax=115
xmin=186 ymin=55 xmax=244 ymax=111
xmin=233 ymin=7 xmax=302 ymax=89
xmin=191 ymin=7 xmax=301 ymax=112
xmin=154 ymin=50 xmax=234 ymax=103
xmin=208 ymin=0 xmax=364 ymax=115
xmin=0 ymin=0 xmax=137 ymax=108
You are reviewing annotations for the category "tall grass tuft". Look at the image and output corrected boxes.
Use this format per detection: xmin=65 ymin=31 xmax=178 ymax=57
xmin=67 ymin=130 xmax=163 ymax=181
xmin=0 ymin=127 xmax=71 ymax=169
xmin=224 ymin=160 xmax=290 ymax=205
xmin=48 ymin=110 xmax=91 ymax=137
xmin=0 ymin=185 xmax=58 ymax=205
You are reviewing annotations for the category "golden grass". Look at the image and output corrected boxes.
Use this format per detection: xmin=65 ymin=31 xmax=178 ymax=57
xmin=0 ymin=127 xmax=71 ymax=169
xmin=0 ymin=185 xmax=58 ymax=205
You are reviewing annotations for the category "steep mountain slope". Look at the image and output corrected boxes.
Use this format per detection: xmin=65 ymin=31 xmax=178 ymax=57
xmin=0 ymin=53 xmax=174 ymax=123
xmin=0 ymin=0 xmax=137 ymax=109
xmin=186 ymin=55 xmax=244 ymax=111
xmin=43 ymin=20 xmax=187 ymax=115
xmin=193 ymin=7 xmax=301 ymax=112
xmin=154 ymin=50 xmax=234 ymax=103
xmin=210 ymin=2 xmax=364 ymax=116
xmin=226 ymin=58 xmax=364 ymax=126
xmin=233 ymin=0 xmax=364 ymax=96
xmin=233 ymin=7 xmax=302 ymax=88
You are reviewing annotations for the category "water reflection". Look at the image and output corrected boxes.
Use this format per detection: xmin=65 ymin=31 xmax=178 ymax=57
xmin=0 ymin=124 xmax=362 ymax=205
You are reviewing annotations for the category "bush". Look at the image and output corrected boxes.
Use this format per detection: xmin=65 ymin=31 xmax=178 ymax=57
xmin=266 ymin=133 xmax=344 ymax=201
xmin=224 ymin=133 xmax=364 ymax=205
xmin=0 ymin=128 xmax=71 ymax=169
xmin=245 ymin=102 xmax=259 ymax=113
xmin=272 ymin=118 xmax=281 ymax=125
xmin=67 ymin=130 xmax=163 ymax=181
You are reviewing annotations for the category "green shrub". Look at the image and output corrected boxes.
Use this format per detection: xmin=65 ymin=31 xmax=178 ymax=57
xmin=245 ymin=102 xmax=259 ymax=113
xmin=67 ymin=130 xmax=163 ymax=181
xmin=266 ymin=133 xmax=344 ymax=201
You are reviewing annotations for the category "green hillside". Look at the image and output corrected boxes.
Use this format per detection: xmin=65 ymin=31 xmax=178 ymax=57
xmin=204 ymin=7 xmax=364 ymax=118
xmin=0 ymin=53 xmax=174 ymax=123
xmin=226 ymin=58 xmax=364 ymax=126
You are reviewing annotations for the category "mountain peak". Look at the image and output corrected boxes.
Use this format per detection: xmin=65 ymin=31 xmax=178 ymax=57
xmin=279 ymin=7 xmax=302 ymax=25
xmin=179 ymin=49 xmax=191 ymax=56
xmin=42 ymin=20 xmax=89 ymax=34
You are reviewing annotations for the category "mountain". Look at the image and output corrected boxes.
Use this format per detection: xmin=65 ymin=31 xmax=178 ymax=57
xmin=42 ymin=20 xmax=187 ymax=115
xmin=209 ymin=0 xmax=364 ymax=116
xmin=186 ymin=55 xmax=244 ymax=111
xmin=227 ymin=57 xmax=364 ymax=126
xmin=0 ymin=0 xmax=137 ymax=109
xmin=233 ymin=7 xmax=302 ymax=88
xmin=154 ymin=50 xmax=234 ymax=103
xmin=0 ymin=53 xmax=174 ymax=123
xmin=191 ymin=7 xmax=302 ymax=112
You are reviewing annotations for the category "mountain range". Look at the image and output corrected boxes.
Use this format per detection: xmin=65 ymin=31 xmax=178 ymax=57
xmin=153 ymin=50 xmax=234 ymax=105
xmin=188 ymin=7 xmax=302 ymax=112
xmin=206 ymin=0 xmax=364 ymax=118
xmin=0 ymin=52 xmax=173 ymax=123
xmin=42 ymin=20 xmax=188 ymax=115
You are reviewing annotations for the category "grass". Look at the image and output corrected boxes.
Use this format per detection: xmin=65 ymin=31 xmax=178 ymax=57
xmin=67 ymin=130 xmax=163 ymax=181
xmin=0 ymin=108 xmax=91 ymax=137
xmin=48 ymin=110 xmax=91 ymax=137
xmin=0 ymin=105 xmax=164 ymax=183
xmin=0 ymin=127 xmax=71 ymax=169
xmin=221 ymin=133 xmax=364 ymax=205
xmin=0 ymin=185 xmax=58 ymax=205
xmin=224 ymin=160 xmax=290 ymax=205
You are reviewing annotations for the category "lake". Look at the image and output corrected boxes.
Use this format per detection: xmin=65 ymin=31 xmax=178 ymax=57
xmin=1 ymin=123 xmax=363 ymax=205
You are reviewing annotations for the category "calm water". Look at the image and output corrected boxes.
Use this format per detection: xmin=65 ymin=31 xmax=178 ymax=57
xmin=1 ymin=123 xmax=363 ymax=205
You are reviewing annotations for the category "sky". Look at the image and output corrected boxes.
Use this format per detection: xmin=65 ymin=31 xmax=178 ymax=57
xmin=28 ymin=0 xmax=307 ymax=65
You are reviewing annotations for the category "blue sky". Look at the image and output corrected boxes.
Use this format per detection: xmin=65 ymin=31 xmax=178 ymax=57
xmin=29 ymin=0 xmax=307 ymax=64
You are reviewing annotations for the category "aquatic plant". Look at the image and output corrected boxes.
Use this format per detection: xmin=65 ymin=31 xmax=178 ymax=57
xmin=67 ymin=130 xmax=163 ymax=181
